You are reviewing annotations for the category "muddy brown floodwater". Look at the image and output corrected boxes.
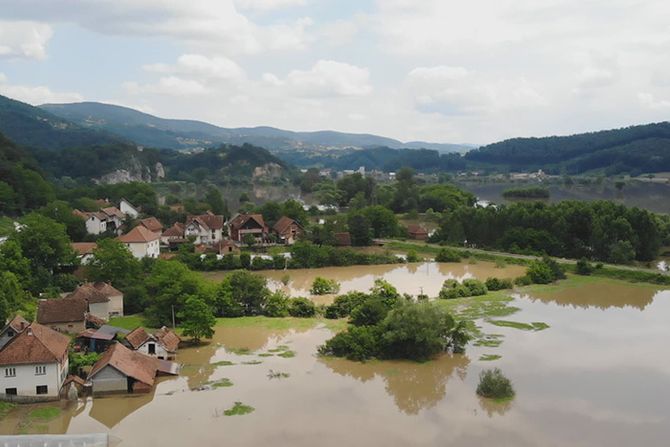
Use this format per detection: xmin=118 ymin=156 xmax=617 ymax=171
xmin=2 ymin=269 xmax=670 ymax=446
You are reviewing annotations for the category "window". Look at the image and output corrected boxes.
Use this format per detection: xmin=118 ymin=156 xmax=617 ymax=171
xmin=6 ymin=330 xmax=14 ymax=337
xmin=148 ymin=343 xmax=156 ymax=355
xmin=36 ymin=385 xmax=48 ymax=395
xmin=35 ymin=365 xmax=46 ymax=375
xmin=5 ymin=388 xmax=16 ymax=396
xmin=4 ymin=368 xmax=15 ymax=377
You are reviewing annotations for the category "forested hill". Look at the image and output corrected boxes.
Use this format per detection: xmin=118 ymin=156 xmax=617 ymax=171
xmin=0 ymin=95 xmax=125 ymax=150
xmin=0 ymin=132 xmax=54 ymax=214
xmin=466 ymin=122 xmax=670 ymax=175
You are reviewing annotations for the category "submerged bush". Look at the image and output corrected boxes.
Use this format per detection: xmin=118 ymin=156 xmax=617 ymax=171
xmin=288 ymin=297 xmax=316 ymax=317
xmin=324 ymin=292 xmax=368 ymax=319
xmin=439 ymin=278 xmax=487 ymax=299
xmin=485 ymin=277 xmax=514 ymax=291
xmin=476 ymin=368 xmax=515 ymax=400
xmin=310 ymin=277 xmax=340 ymax=295
xmin=435 ymin=248 xmax=462 ymax=263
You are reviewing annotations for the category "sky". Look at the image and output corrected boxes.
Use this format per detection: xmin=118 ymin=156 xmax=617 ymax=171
xmin=0 ymin=0 xmax=669 ymax=145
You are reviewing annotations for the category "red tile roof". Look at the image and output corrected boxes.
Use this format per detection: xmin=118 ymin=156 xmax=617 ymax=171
xmin=154 ymin=327 xmax=181 ymax=352
xmin=273 ymin=216 xmax=302 ymax=234
xmin=0 ymin=323 xmax=69 ymax=365
xmin=162 ymin=222 xmax=185 ymax=238
xmin=5 ymin=315 xmax=29 ymax=333
xmin=101 ymin=207 xmax=125 ymax=219
xmin=125 ymin=327 xmax=150 ymax=350
xmin=66 ymin=282 xmax=122 ymax=304
xmin=89 ymin=343 xmax=158 ymax=386
xmin=118 ymin=225 xmax=160 ymax=243
xmin=407 ymin=224 xmax=428 ymax=235
xmin=139 ymin=217 xmax=163 ymax=233
xmin=186 ymin=212 xmax=225 ymax=231
xmin=37 ymin=297 xmax=88 ymax=324
xmin=229 ymin=213 xmax=265 ymax=230
xmin=72 ymin=242 xmax=97 ymax=256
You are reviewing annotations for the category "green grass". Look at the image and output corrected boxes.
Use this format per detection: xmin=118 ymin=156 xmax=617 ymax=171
xmin=479 ymin=354 xmax=502 ymax=361
xmin=242 ymin=360 xmax=263 ymax=365
xmin=216 ymin=316 xmax=346 ymax=332
xmin=208 ymin=378 xmax=233 ymax=388
xmin=224 ymin=402 xmax=255 ymax=416
xmin=473 ymin=334 xmax=504 ymax=347
xmin=28 ymin=407 xmax=61 ymax=421
xmin=0 ymin=401 xmax=16 ymax=418
xmin=488 ymin=320 xmax=550 ymax=331
xmin=258 ymin=353 xmax=274 ymax=357
xmin=228 ymin=347 xmax=252 ymax=355
xmin=277 ymin=350 xmax=296 ymax=358
xmin=109 ymin=314 xmax=153 ymax=330
xmin=212 ymin=360 xmax=235 ymax=366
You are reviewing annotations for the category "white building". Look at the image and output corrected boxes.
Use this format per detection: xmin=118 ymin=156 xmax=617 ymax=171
xmin=119 ymin=198 xmax=140 ymax=218
xmin=184 ymin=213 xmax=225 ymax=245
xmin=66 ymin=282 xmax=124 ymax=320
xmin=80 ymin=211 xmax=108 ymax=235
xmin=0 ymin=323 xmax=70 ymax=400
xmin=117 ymin=226 xmax=160 ymax=259
xmin=125 ymin=327 xmax=180 ymax=361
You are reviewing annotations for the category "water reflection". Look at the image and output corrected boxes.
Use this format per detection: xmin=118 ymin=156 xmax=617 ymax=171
xmin=322 ymin=354 xmax=470 ymax=415
xmin=477 ymin=396 xmax=512 ymax=417
xmin=88 ymin=392 xmax=156 ymax=429
xmin=519 ymin=280 xmax=661 ymax=311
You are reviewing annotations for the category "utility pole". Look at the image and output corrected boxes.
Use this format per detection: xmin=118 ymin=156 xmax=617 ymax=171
xmin=172 ymin=305 xmax=176 ymax=329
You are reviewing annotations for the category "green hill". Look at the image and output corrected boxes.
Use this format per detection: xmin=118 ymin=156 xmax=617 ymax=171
xmin=0 ymin=95 xmax=124 ymax=150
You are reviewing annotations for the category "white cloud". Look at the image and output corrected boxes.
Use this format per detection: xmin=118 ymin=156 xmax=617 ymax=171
xmin=0 ymin=21 xmax=52 ymax=59
xmin=268 ymin=60 xmax=372 ymax=97
xmin=123 ymin=76 xmax=208 ymax=96
xmin=144 ymin=54 xmax=246 ymax=81
xmin=638 ymin=92 xmax=670 ymax=110
xmin=0 ymin=73 xmax=83 ymax=104
xmin=234 ymin=0 xmax=306 ymax=12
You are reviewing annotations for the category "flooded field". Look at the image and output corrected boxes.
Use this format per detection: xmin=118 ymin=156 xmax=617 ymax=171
xmin=2 ymin=273 xmax=670 ymax=446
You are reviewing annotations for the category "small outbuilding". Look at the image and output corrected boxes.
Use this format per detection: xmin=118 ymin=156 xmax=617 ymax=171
xmin=406 ymin=224 xmax=429 ymax=241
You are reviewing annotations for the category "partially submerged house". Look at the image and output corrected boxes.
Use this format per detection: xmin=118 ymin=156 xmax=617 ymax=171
xmin=272 ymin=216 xmax=304 ymax=245
xmin=229 ymin=213 xmax=268 ymax=243
xmin=0 ymin=315 xmax=29 ymax=350
xmin=117 ymin=225 xmax=160 ymax=259
xmin=0 ymin=323 xmax=70 ymax=400
xmin=125 ymin=327 xmax=180 ymax=360
xmin=185 ymin=212 xmax=225 ymax=245
xmin=87 ymin=343 xmax=178 ymax=394
xmin=76 ymin=325 xmax=130 ymax=353
xmin=66 ymin=282 xmax=124 ymax=320
xmin=334 ymin=232 xmax=352 ymax=247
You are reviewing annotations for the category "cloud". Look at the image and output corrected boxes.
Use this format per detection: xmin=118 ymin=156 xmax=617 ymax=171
xmin=0 ymin=21 xmax=52 ymax=59
xmin=144 ymin=54 xmax=246 ymax=81
xmin=268 ymin=60 xmax=372 ymax=97
xmin=0 ymin=0 xmax=312 ymax=54
xmin=234 ymin=0 xmax=306 ymax=12
xmin=0 ymin=73 xmax=83 ymax=104
xmin=638 ymin=92 xmax=670 ymax=110
xmin=123 ymin=76 xmax=208 ymax=96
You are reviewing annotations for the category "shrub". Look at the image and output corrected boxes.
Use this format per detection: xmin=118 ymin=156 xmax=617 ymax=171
xmin=476 ymin=368 xmax=515 ymax=400
xmin=406 ymin=249 xmax=420 ymax=263
xmin=575 ymin=258 xmax=594 ymax=275
xmin=324 ymin=292 xmax=368 ymax=319
xmin=240 ymin=252 xmax=251 ymax=269
xmin=513 ymin=275 xmax=532 ymax=286
xmin=288 ymin=297 xmax=316 ymax=317
xmin=439 ymin=278 xmax=487 ymax=299
xmin=318 ymin=325 xmax=381 ymax=361
xmin=463 ymin=279 xmax=487 ymax=296
xmin=485 ymin=277 xmax=513 ymax=291
xmin=264 ymin=291 xmax=290 ymax=317
xmin=310 ymin=277 xmax=340 ymax=295
xmin=435 ymin=248 xmax=462 ymax=263
xmin=350 ymin=297 xmax=389 ymax=327
xmin=527 ymin=257 xmax=565 ymax=284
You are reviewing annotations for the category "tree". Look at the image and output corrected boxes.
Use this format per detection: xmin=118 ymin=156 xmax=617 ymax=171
xmin=0 ymin=240 xmax=31 ymax=289
xmin=242 ymin=233 xmax=256 ymax=249
xmin=205 ymin=187 xmax=228 ymax=217
xmin=87 ymin=239 xmax=142 ymax=288
xmin=310 ymin=277 xmax=340 ymax=295
xmin=350 ymin=297 xmax=388 ymax=326
xmin=37 ymin=201 xmax=86 ymax=241
xmin=178 ymin=295 xmax=216 ymax=342
xmin=348 ymin=212 xmax=372 ymax=246
xmin=361 ymin=206 xmax=398 ymax=238
xmin=288 ymin=297 xmax=316 ymax=317
xmin=214 ymin=270 xmax=269 ymax=316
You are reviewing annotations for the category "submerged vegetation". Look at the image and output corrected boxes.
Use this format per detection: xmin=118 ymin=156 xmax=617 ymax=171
xmin=223 ymin=402 xmax=255 ymax=416
xmin=476 ymin=368 xmax=515 ymax=401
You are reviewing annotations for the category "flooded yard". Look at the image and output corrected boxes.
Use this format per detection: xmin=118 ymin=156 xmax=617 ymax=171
xmin=1 ymin=271 xmax=669 ymax=446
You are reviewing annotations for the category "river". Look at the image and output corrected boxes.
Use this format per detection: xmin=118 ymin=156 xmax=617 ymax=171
xmin=1 ymin=264 xmax=669 ymax=446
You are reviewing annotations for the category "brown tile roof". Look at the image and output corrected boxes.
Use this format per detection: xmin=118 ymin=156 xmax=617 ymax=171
xmin=334 ymin=232 xmax=352 ymax=246
xmin=72 ymin=209 xmax=88 ymax=219
xmin=139 ymin=217 xmax=163 ymax=233
xmin=5 ymin=315 xmax=29 ymax=333
xmin=407 ymin=224 xmax=428 ymax=235
xmin=273 ymin=216 xmax=302 ymax=234
xmin=162 ymin=222 xmax=185 ymax=238
xmin=64 ymin=375 xmax=86 ymax=387
xmin=86 ymin=313 xmax=106 ymax=328
xmin=66 ymin=282 xmax=121 ymax=304
xmin=186 ymin=212 xmax=225 ymax=231
xmin=118 ymin=225 xmax=160 ymax=243
xmin=229 ymin=213 xmax=265 ymax=230
xmin=0 ymin=323 xmax=69 ymax=365
xmin=125 ymin=327 xmax=151 ymax=350
xmin=101 ymin=207 xmax=125 ymax=219
xmin=95 ymin=199 xmax=112 ymax=208
xmin=154 ymin=327 xmax=181 ymax=352
xmin=37 ymin=297 xmax=88 ymax=324
xmin=89 ymin=343 xmax=158 ymax=386
xmin=72 ymin=242 xmax=97 ymax=256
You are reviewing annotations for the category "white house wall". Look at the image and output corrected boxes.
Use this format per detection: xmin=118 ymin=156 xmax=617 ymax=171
xmin=0 ymin=359 xmax=67 ymax=398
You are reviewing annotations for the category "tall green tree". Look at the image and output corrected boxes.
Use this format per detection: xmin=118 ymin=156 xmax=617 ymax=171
xmin=178 ymin=295 xmax=216 ymax=342
xmin=87 ymin=238 xmax=142 ymax=288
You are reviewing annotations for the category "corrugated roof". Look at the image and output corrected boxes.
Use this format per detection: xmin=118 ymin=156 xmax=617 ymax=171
xmin=0 ymin=323 xmax=69 ymax=365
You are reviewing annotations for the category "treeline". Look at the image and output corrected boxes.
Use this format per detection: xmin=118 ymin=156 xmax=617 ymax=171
xmin=435 ymin=200 xmax=663 ymax=263
xmin=502 ymin=186 xmax=550 ymax=199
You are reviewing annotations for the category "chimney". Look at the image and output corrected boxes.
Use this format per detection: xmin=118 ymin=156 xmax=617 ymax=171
xmin=19 ymin=322 xmax=26 ymax=331
xmin=27 ymin=327 xmax=33 ymax=336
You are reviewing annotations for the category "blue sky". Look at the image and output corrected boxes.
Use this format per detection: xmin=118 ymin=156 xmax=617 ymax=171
xmin=1 ymin=0 xmax=669 ymax=144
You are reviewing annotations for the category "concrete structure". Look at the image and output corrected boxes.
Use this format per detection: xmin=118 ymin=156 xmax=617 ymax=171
xmin=125 ymin=327 xmax=180 ymax=360
xmin=66 ymin=283 xmax=124 ymax=320
xmin=184 ymin=212 xmax=225 ymax=245
xmin=119 ymin=198 xmax=139 ymax=218
xmin=117 ymin=226 xmax=160 ymax=259
xmin=0 ymin=323 xmax=70 ymax=400
xmin=272 ymin=216 xmax=304 ymax=245
xmin=0 ymin=315 xmax=29 ymax=350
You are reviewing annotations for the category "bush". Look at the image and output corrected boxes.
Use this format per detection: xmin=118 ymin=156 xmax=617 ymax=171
xmin=435 ymin=248 xmax=462 ymax=263
xmin=406 ymin=249 xmax=420 ymax=263
xmin=264 ymin=291 xmax=290 ymax=317
xmin=485 ymin=277 xmax=513 ymax=291
xmin=240 ymin=252 xmax=251 ymax=269
xmin=463 ymin=279 xmax=487 ymax=296
xmin=527 ymin=257 xmax=565 ymax=284
xmin=476 ymin=368 xmax=515 ymax=400
xmin=318 ymin=325 xmax=381 ymax=361
xmin=310 ymin=277 xmax=340 ymax=295
xmin=575 ymin=258 xmax=594 ymax=275
xmin=438 ymin=279 xmax=487 ymax=299
xmin=288 ymin=297 xmax=316 ymax=317
xmin=513 ymin=275 xmax=532 ymax=286
xmin=324 ymin=292 xmax=368 ymax=319
xmin=350 ymin=297 xmax=389 ymax=326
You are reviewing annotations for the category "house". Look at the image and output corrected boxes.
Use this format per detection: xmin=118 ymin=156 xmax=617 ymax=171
xmin=125 ymin=326 xmax=180 ymax=360
xmin=0 ymin=323 xmax=70 ymax=400
xmin=71 ymin=242 xmax=97 ymax=265
xmin=407 ymin=224 xmax=429 ymax=241
xmin=37 ymin=297 xmax=90 ymax=334
xmin=66 ymin=282 xmax=124 ymax=320
xmin=119 ymin=198 xmax=140 ymax=218
xmin=184 ymin=212 xmax=225 ymax=245
xmin=216 ymin=239 xmax=240 ymax=255
xmin=75 ymin=210 xmax=108 ymax=235
xmin=161 ymin=222 xmax=186 ymax=245
xmin=76 ymin=325 xmax=129 ymax=353
xmin=272 ymin=216 xmax=304 ymax=245
xmin=0 ymin=315 xmax=29 ymax=350
xmin=87 ymin=343 xmax=178 ymax=394
xmin=139 ymin=217 xmax=163 ymax=234
xmin=100 ymin=207 xmax=125 ymax=234
xmin=229 ymin=213 xmax=268 ymax=243
xmin=117 ymin=226 xmax=160 ymax=259
xmin=334 ymin=232 xmax=352 ymax=247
